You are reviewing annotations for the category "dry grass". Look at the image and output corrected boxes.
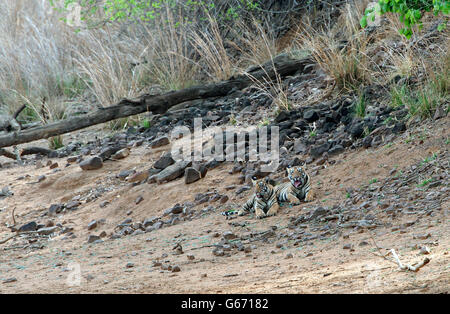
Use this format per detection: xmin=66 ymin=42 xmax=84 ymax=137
xmin=295 ymin=1 xmax=373 ymax=91
xmin=0 ymin=0 xmax=447 ymax=132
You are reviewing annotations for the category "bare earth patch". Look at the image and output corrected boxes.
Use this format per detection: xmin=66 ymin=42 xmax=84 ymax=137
xmin=0 ymin=118 xmax=448 ymax=294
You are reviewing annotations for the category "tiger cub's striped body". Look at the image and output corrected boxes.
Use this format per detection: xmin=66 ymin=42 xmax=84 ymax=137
xmin=276 ymin=166 xmax=314 ymax=205
xmin=238 ymin=177 xmax=280 ymax=219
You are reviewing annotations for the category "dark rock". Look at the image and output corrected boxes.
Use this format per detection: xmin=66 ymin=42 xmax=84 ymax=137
xmin=275 ymin=111 xmax=290 ymax=123
xmin=18 ymin=221 xmax=38 ymax=232
xmin=303 ymin=110 xmax=319 ymax=122
xmin=392 ymin=122 xmax=406 ymax=133
xmin=349 ymin=121 xmax=364 ymax=138
xmin=153 ymin=152 xmax=175 ymax=169
xmin=80 ymin=156 xmax=103 ymax=170
xmin=87 ymin=235 xmax=101 ymax=244
xmin=362 ymin=136 xmax=372 ymax=148
xmin=310 ymin=143 xmax=330 ymax=158
xmin=185 ymin=167 xmax=201 ymax=184
xmin=143 ymin=217 xmax=159 ymax=228
xmin=328 ymin=144 xmax=344 ymax=155
xmin=293 ymin=140 xmax=308 ymax=154
xmin=87 ymin=220 xmax=97 ymax=230
xmin=151 ymin=136 xmax=170 ymax=148
xmin=49 ymin=204 xmax=63 ymax=215
xmin=156 ymin=160 xmax=192 ymax=183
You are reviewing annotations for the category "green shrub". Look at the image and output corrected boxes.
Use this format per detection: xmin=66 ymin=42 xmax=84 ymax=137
xmin=361 ymin=0 xmax=449 ymax=38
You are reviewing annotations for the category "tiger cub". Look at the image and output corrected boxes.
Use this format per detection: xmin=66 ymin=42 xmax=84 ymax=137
xmin=276 ymin=166 xmax=314 ymax=205
xmin=238 ymin=176 xmax=280 ymax=219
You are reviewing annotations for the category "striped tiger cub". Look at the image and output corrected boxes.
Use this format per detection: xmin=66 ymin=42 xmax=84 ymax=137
xmin=276 ymin=166 xmax=314 ymax=205
xmin=238 ymin=176 xmax=280 ymax=219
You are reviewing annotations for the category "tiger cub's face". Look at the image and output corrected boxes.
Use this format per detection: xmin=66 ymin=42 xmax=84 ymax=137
xmin=252 ymin=177 xmax=273 ymax=200
xmin=287 ymin=166 xmax=308 ymax=188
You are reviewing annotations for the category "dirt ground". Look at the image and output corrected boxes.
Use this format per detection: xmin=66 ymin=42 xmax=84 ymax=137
xmin=0 ymin=117 xmax=448 ymax=294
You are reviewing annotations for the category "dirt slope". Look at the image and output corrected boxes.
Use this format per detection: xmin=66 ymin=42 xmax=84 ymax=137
xmin=0 ymin=117 xmax=448 ymax=294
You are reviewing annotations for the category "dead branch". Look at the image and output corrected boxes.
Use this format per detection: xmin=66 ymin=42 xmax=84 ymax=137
xmin=0 ymin=56 xmax=313 ymax=149
xmin=390 ymin=249 xmax=430 ymax=272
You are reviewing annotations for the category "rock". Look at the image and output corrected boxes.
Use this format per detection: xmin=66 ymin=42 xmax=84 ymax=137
xmin=328 ymin=144 xmax=344 ymax=155
xmin=2 ymin=278 xmax=17 ymax=284
xmin=303 ymin=110 xmax=319 ymax=122
xmin=65 ymin=200 xmax=80 ymax=210
xmin=80 ymin=156 xmax=103 ymax=170
xmin=392 ymin=122 xmax=406 ymax=133
xmin=164 ymin=203 xmax=184 ymax=215
xmin=49 ymin=204 xmax=63 ymax=215
xmin=362 ymin=136 xmax=372 ymax=148
xmin=98 ymin=146 xmax=124 ymax=160
xmin=433 ymin=106 xmax=446 ymax=120
xmin=156 ymin=160 xmax=192 ymax=183
xmin=185 ymin=167 xmax=201 ymax=184
xmin=49 ymin=162 xmax=59 ymax=169
xmin=223 ymin=231 xmax=237 ymax=240
xmin=125 ymin=262 xmax=134 ymax=268
xmin=310 ymin=143 xmax=330 ymax=159
xmin=87 ymin=235 xmax=101 ymax=243
xmin=187 ymin=254 xmax=195 ymax=260
xmin=111 ymin=148 xmax=130 ymax=159
xmin=293 ymin=140 xmax=308 ymax=154
xmin=236 ymin=185 xmax=251 ymax=195
xmin=220 ymin=195 xmax=229 ymax=204
xmin=37 ymin=226 xmax=58 ymax=235
xmin=349 ymin=121 xmax=364 ymax=138
xmin=127 ymin=170 xmax=149 ymax=183
xmin=151 ymin=136 xmax=170 ymax=148
xmin=67 ymin=156 xmax=79 ymax=163
xmin=275 ymin=111 xmax=290 ymax=123
xmin=153 ymin=152 xmax=175 ymax=169
xmin=171 ymin=265 xmax=181 ymax=272
xmin=193 ymin=162 xmax=208 ymax=178
xmin=135 ymin=196 xmax=144 ymax=205
xmin=87 ymin=220 xmax=97 ymax=230
xmin=18 ymin=221 xmax=37 ymax=232
xmin=143 ymin=217 xmax=159 ymax=228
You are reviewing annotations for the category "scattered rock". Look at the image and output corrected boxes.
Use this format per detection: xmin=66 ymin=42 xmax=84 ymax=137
xmin=80 ymin=156 xmax=103 ymax=170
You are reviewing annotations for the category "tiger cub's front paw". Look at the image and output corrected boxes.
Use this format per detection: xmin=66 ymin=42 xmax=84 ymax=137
xmin=305 ymin=190 xmax=315 ymax=202
xmin=255 ymin=208 xmax=266 ymax=219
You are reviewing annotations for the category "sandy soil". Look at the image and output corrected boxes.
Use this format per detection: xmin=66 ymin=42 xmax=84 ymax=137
xmin=0 ymin=118 xmax=448 ymax=294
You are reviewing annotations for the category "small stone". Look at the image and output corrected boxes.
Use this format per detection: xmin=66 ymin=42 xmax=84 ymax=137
xmin=171 ymin=265 xmax=181 ymax=272
xmin=87 ymin=235 xmax=101 ymax=243
xmin=87 ymin=220 xmax=98 ymax=230
xmin=151 ymin=136 xmax=170 ymax=148
xmin=187 ymin=254 xmax=195 ymax=260
xmin=135 ymin=195 xmax=144 ymax=205
xmin=80 ymin=156 xmax=103 ymax=170
xmin=127 ymin=171 xmax=149 ymax=183
xmin=126 ymin=262 xmax=134 ymax=268
xmin=18 ymin=221 xmax=38 ymax=232
xmin=223 ymin=231 xmax=237 ymax=240
xmin=285 ymin=253 xmax=293 ymax=259
xmin=419 ymin=246 xmax=430 ymax=255
xmin=343 ymin=244 xmax=353 ymax=250
xmin=111 ymin=148 xmax=130 ymax=160
xmin=153 ymin=152 xmax=175 ymax=169
xmin=37 ymin=175 xmax=46 ymax=183
xmin=185 ymin=167 xmax=201 ymax=184
xmin=2 ymin=278 xmax=17 ymax=284
xmin=220 ymin=195 xmax=229 ymax=204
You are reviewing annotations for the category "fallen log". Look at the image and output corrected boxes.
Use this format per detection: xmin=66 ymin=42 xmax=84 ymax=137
xmin=0 ymin=56 xmax=313 ymax=148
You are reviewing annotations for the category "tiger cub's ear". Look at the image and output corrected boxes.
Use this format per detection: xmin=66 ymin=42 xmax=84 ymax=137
xmin=251 ymin=176 xmax=258 ymax=185
xmin=264 ymin=177 xmax=270 ymax=184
